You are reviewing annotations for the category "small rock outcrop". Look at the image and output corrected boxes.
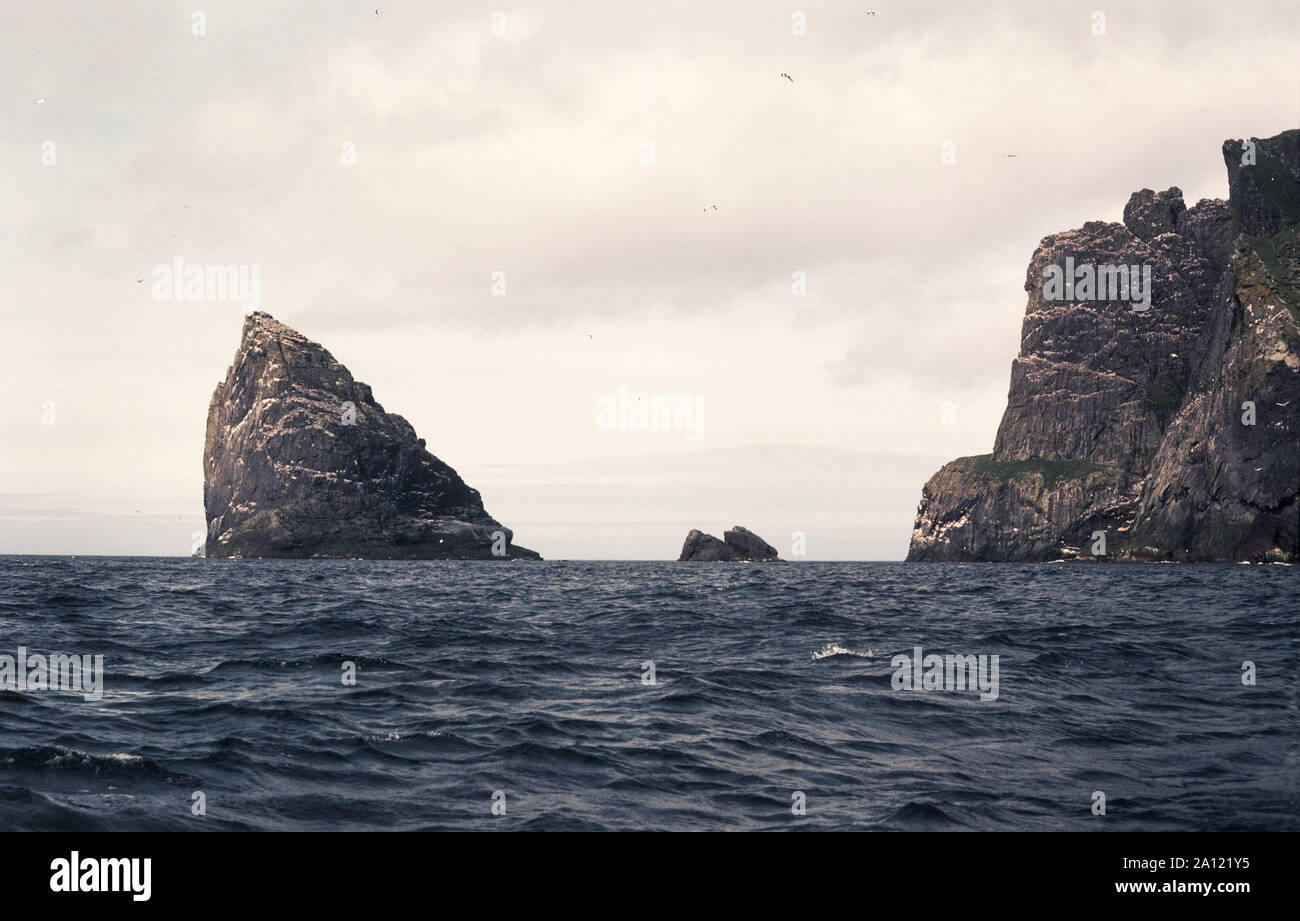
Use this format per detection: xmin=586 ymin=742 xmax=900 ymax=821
xmin=678 ymin=526 xmax=780 ymax=561
xmin=204 ymin=312 xmax=540 ymax=559
xmin=907 ymin=129 xmax=1299 ymax=562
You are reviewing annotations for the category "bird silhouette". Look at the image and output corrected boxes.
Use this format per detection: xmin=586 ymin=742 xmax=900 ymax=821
xmin=702 ymin=203 xmax=718 ymax=212
xmin=780 ymin=73 xmax=794 ymax=82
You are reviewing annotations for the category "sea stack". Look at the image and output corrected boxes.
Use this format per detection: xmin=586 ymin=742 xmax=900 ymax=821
xmin=203 ymin=312 xmax=540 ymax=559
xmin=907 ymin=129 xmax=1299 ymax=562
xmin=678 ymin=526 xmax=781 ymax=561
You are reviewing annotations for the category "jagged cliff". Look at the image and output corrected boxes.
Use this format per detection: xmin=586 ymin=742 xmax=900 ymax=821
xmin=907 ymin=130 xmax=1299 ymax=562
xmin=204 ymin=312 xmax=540 ymax=559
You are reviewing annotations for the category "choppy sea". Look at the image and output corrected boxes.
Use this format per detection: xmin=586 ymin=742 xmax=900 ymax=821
xmin=0 ymin=557 xmax=1295 ymax=831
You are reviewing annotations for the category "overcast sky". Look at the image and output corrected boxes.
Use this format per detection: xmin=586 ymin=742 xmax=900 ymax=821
xmin=2 ymin=0 xmax=1297 ymax=559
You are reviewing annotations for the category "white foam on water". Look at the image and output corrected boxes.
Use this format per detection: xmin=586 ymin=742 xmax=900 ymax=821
xmin=811 ymin=643 xmax=874 ymax=661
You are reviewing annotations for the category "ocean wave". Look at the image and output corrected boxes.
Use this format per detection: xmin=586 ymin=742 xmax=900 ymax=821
xmin=0 ymin=557 xmax=1293 ymax=831
xmin=0 ymin=744 xmax=192 ymax=784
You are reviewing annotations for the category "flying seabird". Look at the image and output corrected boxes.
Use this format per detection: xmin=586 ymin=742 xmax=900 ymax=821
xmin=702 ymin=203 xmax=718 ymax=212
xmin=35 ymin=98 xmax=46 ymax=105
xmin=780 ymin=73 xmax=794 ymax=82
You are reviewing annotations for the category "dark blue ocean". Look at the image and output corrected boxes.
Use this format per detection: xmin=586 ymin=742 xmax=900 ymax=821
xmin=0 ymin=558 xmax=1294 ymax=831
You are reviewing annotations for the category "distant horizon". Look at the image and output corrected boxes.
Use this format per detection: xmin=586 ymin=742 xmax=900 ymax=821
xmin=3 ymin=552 xmax=1285 ymax=565
xmin=0 ymin=552 xmax=912 ymax=562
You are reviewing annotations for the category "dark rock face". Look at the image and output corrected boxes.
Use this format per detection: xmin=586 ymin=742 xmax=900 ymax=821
xmin=678 ymin=526 xmax=780 ymax=561
xmin=678 ymin=529 xmax=733 ymax=561
xmin=721 ymin=526 xmax=780 ymax=560
xmin=204 ymin=312 xmax=539 ymax=559
xmin=1123 ymin=186 xmax=1186 ymax=241
xmin=908 ymin=130 xmax=1299 ymax=563
xmin=1225 ymin=132 xmax=1300 ymax=238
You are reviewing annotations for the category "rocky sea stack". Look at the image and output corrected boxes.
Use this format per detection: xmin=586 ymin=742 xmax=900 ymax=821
xmin=678 ymin=526 xmax=781 ymax=561
xmin=204 ymin=312 xmax=539 ymax=559
xmin=908 ymin=130 xmax=1299 ymax=562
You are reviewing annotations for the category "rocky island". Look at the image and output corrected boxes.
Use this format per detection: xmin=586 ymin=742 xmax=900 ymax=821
xmin=678 ymin=526 xmax=781 ymax=561
xmin=907 ymin=129 xmax=1299 ymax=562
xmin=204 ymin=312 xmax=540 ymax=559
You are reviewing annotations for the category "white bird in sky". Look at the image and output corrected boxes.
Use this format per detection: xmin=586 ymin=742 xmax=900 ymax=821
xmin=702 ymin=203 xmax=718 ymax=212
xmin=35 ymin=98 xmax=46 ymax=104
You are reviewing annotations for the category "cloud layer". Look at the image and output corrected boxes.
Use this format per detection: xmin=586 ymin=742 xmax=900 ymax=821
xmin=2 ymin=0 xmax=1297 ymax=557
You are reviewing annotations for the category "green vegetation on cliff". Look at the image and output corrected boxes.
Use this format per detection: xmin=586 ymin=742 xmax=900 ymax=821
xmin=1249 ymin=225 xmax=1300 ymax=327
xmin=962 ymin=455 xmax=1112 ymax=489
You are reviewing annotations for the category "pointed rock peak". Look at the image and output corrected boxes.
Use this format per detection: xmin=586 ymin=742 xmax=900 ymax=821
xmin=236 ymin=311 xmax=337 ymax=364
xmin=242 ymin=309 xmax=293 ymax=339
xmin=204 ymin=314 xmax=539 ymax=560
